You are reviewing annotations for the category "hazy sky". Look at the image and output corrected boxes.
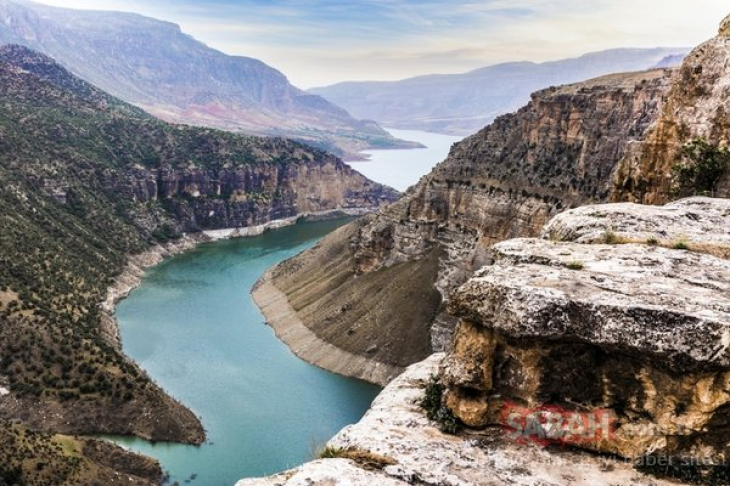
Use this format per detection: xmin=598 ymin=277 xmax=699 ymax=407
xmin=34 ymin=0 xmax=730 ymax=88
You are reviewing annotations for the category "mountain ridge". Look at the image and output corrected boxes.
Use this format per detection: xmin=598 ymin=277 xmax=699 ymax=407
xmin=310 ymin=47 xmax=689 ymax=135
xmin=0 ymin=0 xmax=418 ymax=158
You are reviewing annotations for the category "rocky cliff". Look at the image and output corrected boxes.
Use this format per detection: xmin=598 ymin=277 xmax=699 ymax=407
xmin=242 ymin=197 xmax=730 ymax=486
xmin=612 ymin=17 xmax=730 ymax=203
xmin=260 ymin=67 xmax=674 ymax=383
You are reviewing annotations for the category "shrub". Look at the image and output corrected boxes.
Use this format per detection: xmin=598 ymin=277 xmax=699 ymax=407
xmin=673 ymin=138 xmax=730 ymax=198
xmin=419 ymin=375 xmax=463 ymax=434
xmin=565 ymin=261 xmax=585 ymax=270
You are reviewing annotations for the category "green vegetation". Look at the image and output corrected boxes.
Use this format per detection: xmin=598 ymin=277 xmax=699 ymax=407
xmin=419 ymin=375 xmax=462 ymax=435
xmin=0 ymin=423 xmax=81 ymax=486
xmin=317 ymin=446 xmax=396 ymax=470
xmin=0 ymin=48 xmax=336 ymax=409
xmin=673 ymin=138 xmax=730 ymax=198
xmin=674 ymin=240 xmax=691 ymax=251
xmin=603 ymin=230 xmax=619 ymax=244
xmin=565 ymin=261 xmax=585 ymax=270
xmin=646 ymin=236 xmax=660 ymax=246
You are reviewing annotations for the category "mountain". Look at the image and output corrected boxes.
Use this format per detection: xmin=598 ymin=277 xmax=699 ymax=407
xmin=0 ymin=44 xmax=397 ymax=484
xmin=310 ymin=48 xmax=689 ymax=135
xmin=0 ymin=0 xmax=418 ymax=159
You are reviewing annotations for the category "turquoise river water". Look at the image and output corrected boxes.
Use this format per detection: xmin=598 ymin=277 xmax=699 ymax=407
xmin=111 ymin=129 xmax=462 ymax=485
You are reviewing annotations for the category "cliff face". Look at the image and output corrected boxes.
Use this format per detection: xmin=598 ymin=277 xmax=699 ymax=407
xmin=612 ymin=20 xmax=730 ymax=203
xmin=262 ymin=68 xmax=673 ymax=382
xmin=243 ymin=197 xmax=730 ymax=486
xmin=104 ymin=154 xmax=395 ymax=233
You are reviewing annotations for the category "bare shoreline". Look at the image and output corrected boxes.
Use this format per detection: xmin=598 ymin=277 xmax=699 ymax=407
xmin=251 ymin=270 xmax=404 ymax=387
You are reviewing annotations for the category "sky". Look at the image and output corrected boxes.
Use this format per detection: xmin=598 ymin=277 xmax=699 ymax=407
xmin=33 ymin=0 xmax=730 ymax=88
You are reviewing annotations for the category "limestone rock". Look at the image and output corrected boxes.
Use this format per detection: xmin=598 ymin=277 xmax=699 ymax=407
xmin=239 ymin=355 xmax=680 ymax=486
xmin=443 ymin=236 xmax=730 ymax=462
xmin=453 ymin=238 xmax=730 ymax=369
xmin=720 ymin=14 xmax=730 ymax=37
xmin=236 ymin=459 xmax=409 ymax=486
xmin=541 ymin=197 xmax=730 ymax=254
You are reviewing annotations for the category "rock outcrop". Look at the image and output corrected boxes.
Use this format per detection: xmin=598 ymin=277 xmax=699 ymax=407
xmin=612 ymin=20 xmax=730 ymax=203
xmin=443 ymin=197 xmax=730 ymax=465
xmin=261 ymin=67 xmax=674 ymax=382
xmin=542 ymin=196 xmax=730 ymax=257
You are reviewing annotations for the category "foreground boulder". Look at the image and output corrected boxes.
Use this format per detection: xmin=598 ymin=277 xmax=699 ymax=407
xmin=443 ymin=199 xmax=730 ymax=464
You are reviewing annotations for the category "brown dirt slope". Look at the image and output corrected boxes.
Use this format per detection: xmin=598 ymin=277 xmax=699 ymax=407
xmin=269 ymin=220 xmax=443 ymax=374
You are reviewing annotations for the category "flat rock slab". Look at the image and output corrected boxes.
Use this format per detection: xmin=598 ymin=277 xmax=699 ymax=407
xmin=452 ymin=238 xmax=730 ymax=370
xmin=541 ymin=197 xmax=730 ymax=250
xmin=239 ymin=355 xmax=679 ymax=486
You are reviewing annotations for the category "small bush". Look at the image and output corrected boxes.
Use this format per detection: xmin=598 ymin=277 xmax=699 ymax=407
xmin=603 ymin=230 xmax=620 ymax=244
xmin=646 ymin=237 xmax=659 ymax=246
xmin=674 ymin=241 xmax=690 ymax=251
xmin=318 ymin=446 xmax=346 ymax=459
xmin=419 ymin=375 xmax=463 ymax=434
xmin=673 ymin=138 xmax=730 ymax=198
xmin=565 ymin=261 xmax=585 ymax=270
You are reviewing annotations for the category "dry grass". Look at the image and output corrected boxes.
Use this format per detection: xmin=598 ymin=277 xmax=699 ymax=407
xmin=318 ymin=446 xmax=397 ymax=471
xmin=593 ymin=235 xmax=730 ymax=260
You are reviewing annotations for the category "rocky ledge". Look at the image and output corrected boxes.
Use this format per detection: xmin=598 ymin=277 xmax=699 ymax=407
xmin=444 ymin=197 xmax=730 ymax=466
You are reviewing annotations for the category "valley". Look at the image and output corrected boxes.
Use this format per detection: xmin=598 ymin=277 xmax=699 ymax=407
xmin=0 ymin=2 xmax=728 ymax=486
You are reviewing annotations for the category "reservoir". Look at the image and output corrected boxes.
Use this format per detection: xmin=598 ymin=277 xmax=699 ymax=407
xmin=112 ymin=129 xmax=460 ymax=485
xmin=113 ymin=219 xmax=379 ymax=486
xmin=351 ymin=128 xmax=463 ymax=191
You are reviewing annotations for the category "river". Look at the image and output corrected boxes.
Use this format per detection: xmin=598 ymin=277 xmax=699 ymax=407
xmin=112 ymin=129 xmax=461 ymax=485
xmin=351 ymin=128 xmax=463 ymax=191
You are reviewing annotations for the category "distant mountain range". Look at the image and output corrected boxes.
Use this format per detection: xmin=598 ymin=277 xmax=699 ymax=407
xmin=310 ymin=48 xmax=689 ymax=135
xmin=0 ymin=0 xmax=418 ymax=158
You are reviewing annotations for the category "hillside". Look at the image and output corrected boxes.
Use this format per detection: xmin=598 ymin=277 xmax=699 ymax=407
xmin=310 ymin=48 xmax=688 ymax=135
xmin=0 ymin=44 xmax=397 ymax=484
xmin=0 ymin=0 xmax=418 ymax=158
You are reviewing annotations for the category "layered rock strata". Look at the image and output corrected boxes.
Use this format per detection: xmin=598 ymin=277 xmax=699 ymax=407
xmin=612 ymin=21 xmax=730 ymax=203
xmin=443 ymin=198 xmax=730 ymax=464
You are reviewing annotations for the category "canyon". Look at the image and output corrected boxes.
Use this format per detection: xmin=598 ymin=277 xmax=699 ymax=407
xmin=244 ymin=14 xmax=730 ymax=486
